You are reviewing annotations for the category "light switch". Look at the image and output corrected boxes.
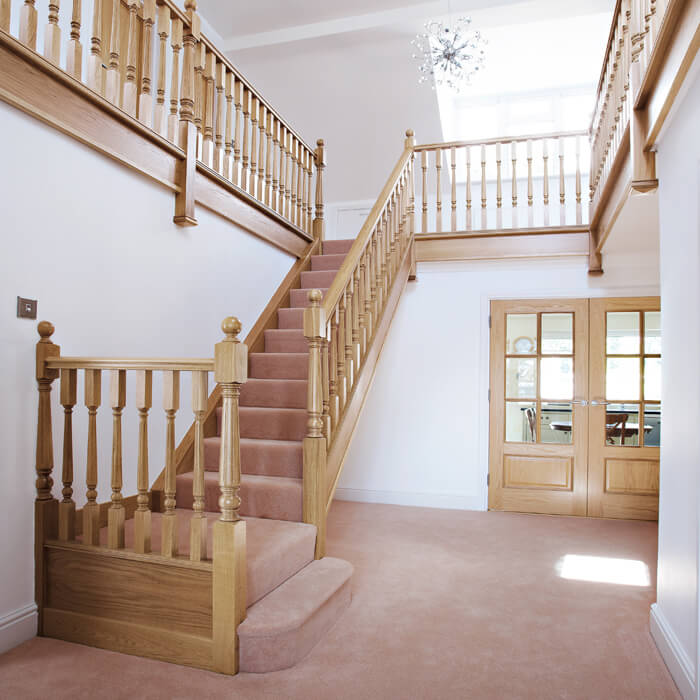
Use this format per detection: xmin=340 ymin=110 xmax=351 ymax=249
xmin=17 ymin=296 xmax=37 ymax=319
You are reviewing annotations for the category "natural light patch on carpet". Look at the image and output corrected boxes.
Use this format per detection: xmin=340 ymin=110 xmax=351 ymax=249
xmin=556 ymin=554 xmax=651 ymax=586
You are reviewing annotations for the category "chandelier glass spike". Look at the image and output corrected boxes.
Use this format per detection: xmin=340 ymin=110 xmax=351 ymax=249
xmin=411 ymin=14 xmax=486 ymax=91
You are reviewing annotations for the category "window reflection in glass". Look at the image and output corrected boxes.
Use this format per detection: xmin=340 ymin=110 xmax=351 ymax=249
xmin=605 ymin=403 xmax=639 ymax=446
xmin=606 ymin=358 xmax=640 ymax=401
xmin=644 ymin=404 xmax=661 ymax=447
xmin=506 ymin=358 xmax=537 ymax=399
xmin=644 ymin=312 xmax=661 ymax=354
xmin=507 ymin=314 xmax=537 ymax=354
xmin=541 ymin=357 xmax=573 ymax=400
xmin=644 ymin=358 xmax=661 ymax=402
xmin=540 ymin=402 xmax=573 ymax=444
xmin=541 ymin=313 xmax=573 ymax=354
xmin=607 ymin=312 xmax=640 ymax=354
xmin=505 ymin=402 xmax=537 ymax=442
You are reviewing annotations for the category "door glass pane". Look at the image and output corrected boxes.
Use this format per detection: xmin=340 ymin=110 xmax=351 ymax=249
xmin=644 ymin=358 xmax=661 ymax=401
xmin=644 ymin=403 xmax=661 ymax=447
xmin=507 ymin=314 xmax=537 ymax=354
xmin=607 ymin=312 xmax=640 ymax=354
xmin=506 ymin=402 xmax=536 ymax=442
xmin=644 ymin=312 xmax=661 ymax=354
xmin=541 ymin=402 xmax=573 ymax=444
xmin=506 ymin=358 xmax=537 ymax=399
xmin=606 ymin=358 xmax=640 ymax=400
xmin=541 ymin=357 xmax=573 ymax=400
xmin=541 ymin=313 xmax=573 ymax=354
xmin=605 ymin=403 xmax=639 ymax=446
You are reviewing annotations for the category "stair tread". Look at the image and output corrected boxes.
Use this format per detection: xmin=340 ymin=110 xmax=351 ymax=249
xmin=240 ymin=557 xmax=353 ymax=636
xmin=205 ymin=436 xmax=303 ymax=448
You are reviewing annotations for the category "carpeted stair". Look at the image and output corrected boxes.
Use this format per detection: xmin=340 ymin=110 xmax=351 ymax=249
xmin=174 ymin=238 xmax=356 ymax=672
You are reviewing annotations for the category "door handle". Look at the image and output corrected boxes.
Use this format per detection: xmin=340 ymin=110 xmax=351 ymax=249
xmin=590 ymin=399 xmax=610 ymax=406
xmin=571 ymin=399 xmax=588 ymax=406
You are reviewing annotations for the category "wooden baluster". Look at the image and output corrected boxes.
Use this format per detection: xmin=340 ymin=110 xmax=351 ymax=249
xmin=359 ymin=252 xmax=369 ymax=355
xmin=303 ymin=291 xmax=327 ymax=559
xmin=344 ymin=281 xmax=355 ymax=392
xmin=575 ymin=136 xmax=582 ymax=225
xmin=212 ymin=317 xmax=247 ymax=675
xmin=543 ymin=139 xmax=550 ymax=227
xmin=201 ymin=52 xmax=215 ymax=167
xmin=240 ymin=87 xmax=250 ymax=190
xmin=193 ymin=42 xmax=205 ymax=159
xmin=108 ymin=369 xmax=126 ymax=549
xmin=296 ymin=141 xmax=304 ymax=226
xmin=559 ymin=137 xmax=566 ymax=225
xmin=0 ymin=0 xmax=10 ymax=32
xmin=321 ymin=324 xmax=331 ymax=443
xmin=43 ymin=0 xmax=61 ymax=65
xmin=249 ymin=96 xmax=258 ymax=196
xmin=161 ymin=370 xmax=180 ymax=557
xmin=290 ymin=137 xmax=298 ymax=225
xmin=281 ymin=127 xmax=290 ymax=216
xmin=272 ymin=119 xmax=280 ymax=211
xmin=511 ymin=141 xmax=518 ymax=229
xmin=58 ymin=369 xmax=77 ymax=541
xmin=285 ymin=131 xmax=293 ymax=219
xmin=104 ymin=0 xmax=120 ymax=105
xmin=224 ymin=70 xmax=233 ymax=180
xmin=496 ymin=143 xmax=503 ymax=229
xmin=66 ymin=0 xmax=82 ymax=80
xmin=527 ymin=139 xmax=534 ymax=227
xmin=190 ymin=370 xmax=208 ymax=561
xmin=122 ymin=0 xmax=140 ymax=117
xmin=352 ymin=267 xmax=362 ymax=370
xmin=19 ymin=0 xmax=37 ymax=49
xmin=265 ymin=111 xmax=273 ymax=206
xmin=257 ymin=103 xmax=266 ymax=201
xmin=306 ymin=149 xmax=314 ymax=233
xmin=154 ymin=3 xmax=169 ymax=136
xmin=420 ymin=150 xmax=428 ymax=232
xmin=435 ymin=148 xmax=442 ymax=233
xmin=83 ymin=369 xmax=101 ymax=546
xmin=214 ymin=62 xmax=225 ymax=174
xmin=167 ymin=18 xmax=183 ymax=143
xmin=137 ymin=0 xmax=156 ymax=126
xmin=328 ymin=310 xmax=338 ymax=432
xmin=134 ymin=370 xmax=152 ymax=553
xmin=336 ymin=293 xmax=347 ymax=412
xmin=465 ymin=146 xmax=472 ymax=231
xmin=450 ymin=146 xmax=457 ymax=231
xmin=35 ymin=322 xmax=59 ymax=634
xmin=480 ymin=144 xmax=487 ymax=230
xmin=173 ymin=2 xmax=198 ymax=226
xmin=233 ymin=78 xmax=242 ymax=186
xmin=313 ymin=139 xmax=326 ymax=240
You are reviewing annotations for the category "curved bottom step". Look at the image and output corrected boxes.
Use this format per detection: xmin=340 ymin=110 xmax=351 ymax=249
xmin=239 ymin=557 xmax=353 ymax=673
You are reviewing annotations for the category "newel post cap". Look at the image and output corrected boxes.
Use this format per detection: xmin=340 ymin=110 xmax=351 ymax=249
xmin=36 ymin=321 xmax=60 ymax=380
xmin=315 ymin=139 xmax=327 ymax=167
xmin=215 ymin=316 xmax=247 ymax=384
xmin=405 ymin=128 xmax=416 ymax=147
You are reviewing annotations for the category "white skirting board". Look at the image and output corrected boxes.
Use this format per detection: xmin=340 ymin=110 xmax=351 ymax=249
xmin=0 ymin=603 xmax=37 ymax=655
xmin=333 ymin=487 xmax=483 ymax=511
xmin=649 ymin=603 xmax=696 ymax=700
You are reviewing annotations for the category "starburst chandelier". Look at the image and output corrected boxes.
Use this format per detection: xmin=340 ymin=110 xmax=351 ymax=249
xmin=411 ymin=12 xmax=486 ymax=92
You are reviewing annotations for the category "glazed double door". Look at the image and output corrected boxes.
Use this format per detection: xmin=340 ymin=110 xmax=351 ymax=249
xmin=488 ymin=297 xmax=661 ymax=520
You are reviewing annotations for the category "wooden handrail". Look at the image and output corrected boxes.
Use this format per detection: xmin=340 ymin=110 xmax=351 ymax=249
xmin=322 ymin=133 xmax=414 ymax=316
xmin=47 ymin=357 xmax=214 ymax=371
xmin=414 ymin=130 xmax=588 ymax=152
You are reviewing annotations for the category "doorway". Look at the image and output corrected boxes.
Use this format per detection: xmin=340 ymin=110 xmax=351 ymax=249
xmin=488 ymin=297 xmax=661 ymax=520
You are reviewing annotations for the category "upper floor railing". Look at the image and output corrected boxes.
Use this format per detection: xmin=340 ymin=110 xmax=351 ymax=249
xmin=1 ymin=0 xmax=322 ymax=237
xmin=413 ymin=130 xmax=589 ymax=235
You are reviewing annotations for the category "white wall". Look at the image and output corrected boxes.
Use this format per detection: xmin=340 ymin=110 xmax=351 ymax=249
xmin=0 ymin=101 xmax=294 ymax=653
xmin=336 ymin=253 xmax=659 ymax=509
xmin=650 ymin=59 xmax=700 ymax=700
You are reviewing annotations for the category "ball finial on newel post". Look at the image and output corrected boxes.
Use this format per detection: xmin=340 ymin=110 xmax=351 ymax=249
xmin=405 ymin=128 xmax=416 ymax=148
xmin=221 ymin=316 xmax=242 ymax=342
xmin=37 ymin=320 xmax=55 ymax=342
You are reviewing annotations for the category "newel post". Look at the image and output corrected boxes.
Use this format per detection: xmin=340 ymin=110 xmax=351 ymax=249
xmin=212 ymin=317 xmax=248 ymax=675
xmin=35 ymin=321 xmax=60 ymax=634
xmin=303 ymin=290 xmax=327 ymax=559
xmin=174 ymin=0 xmax=200 ymax=226
xmin=313 ymin=139 xmax=326 ymax=242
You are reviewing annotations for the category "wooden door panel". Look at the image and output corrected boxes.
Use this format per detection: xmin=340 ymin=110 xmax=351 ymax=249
xmin=503 ymin=455 xmax=572 ymax=490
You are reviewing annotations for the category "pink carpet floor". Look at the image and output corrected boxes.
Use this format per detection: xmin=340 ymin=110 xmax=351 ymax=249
xmin=0 ymin=502 xmax=679 ymax=699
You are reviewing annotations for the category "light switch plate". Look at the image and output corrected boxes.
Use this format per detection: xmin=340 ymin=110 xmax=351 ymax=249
xmin=17 ymin=296 xmax=37 ymax=319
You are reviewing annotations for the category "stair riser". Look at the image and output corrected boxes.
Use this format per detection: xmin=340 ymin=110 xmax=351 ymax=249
xmin=300 ymin=269 xmax=338 ymax=288
xmin=264 ymin=331 xmax=308 ymax=354
xmin=204 ymin=438 xmax=303 ymax=478
xmin=311 ymin=254 xmax=345 ymax=271
xmin=218 ymin=407 xmax=307 ymax=441
xmin=277 ymin=308 xmax=305 ymax=329
xmin=240 ymin=379 xmax=307 ymax=409
xmin=175 ymin=475 xmax=302 ymax=521
xmin=249 ymin=353 xmax=308 ymax=379
xmin=323 ymin=239 xmax=355 ymax=255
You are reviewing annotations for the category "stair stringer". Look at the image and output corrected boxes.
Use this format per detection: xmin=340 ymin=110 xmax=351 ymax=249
xmin=324 ymin=238 xmax=415 ymax=511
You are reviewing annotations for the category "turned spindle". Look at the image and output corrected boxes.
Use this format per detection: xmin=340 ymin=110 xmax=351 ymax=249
xmin=0 ymin=0 xmax=11 ymax=32
xmin=313 ymin=138 xmax=326 ymax=240
xmin=201 ymin=51 xmax=215 ymax=167
xmin=265 ymin=111 xmax=273 ymax=206
xmin=527 ymin=139 xmax=534 ymax=227
xmin=122 ymin=0 xmax=141 ymax=116
xmin=190 ymin=370 xmax=208 ymax=561
xmin=137 ymin=0 xmax=156 ymax=126
xmin=83 ymin=368 xmax=101 ymax=546
xmin=435 ymin=148 xmax=442 ymax=233
xmin=249 ymin=96 xmax=258 ymax=196
xmin=167 ymin=18 xmax=183 ymax=143
xmin=257 ymin=102 xmax=266 ymax=202
xmin=543 ymin=139 xmax=550 ymax=227
xmin=58 ymin=368 xmax=77 ymax=541
xmin=224 ymin=71 xmax=234 ymax=180
xmin=107 ymin=369 xmax=126 ymax=549
xmin=43 ymin=0 xmax=61 ymax=66
xmin=496 ymin=143 xmax=503 ymax=229
xmin=161 ymin=370 xmax=180 ymax=557
xmin=134 ymin=370 xmax=152 ymax=554
xmin=154 ymin=3 xmax=170 ymax=136
xmin=465 ymin=145 xmax=472 ymax=231
xmin=214 ymin=62 xmax=225 ymax=174
xmin=240 ymin=87 xmax=250 ymax=190
xmin=450 ymin=146 xmax=457 ymax=231
xmin=87 ymin=0 xmax=103 ymax=94
xmin=104 ymin=0 xmax=121 ymax=105
xmin=19 ymin=0 xmax=37 ymax=50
